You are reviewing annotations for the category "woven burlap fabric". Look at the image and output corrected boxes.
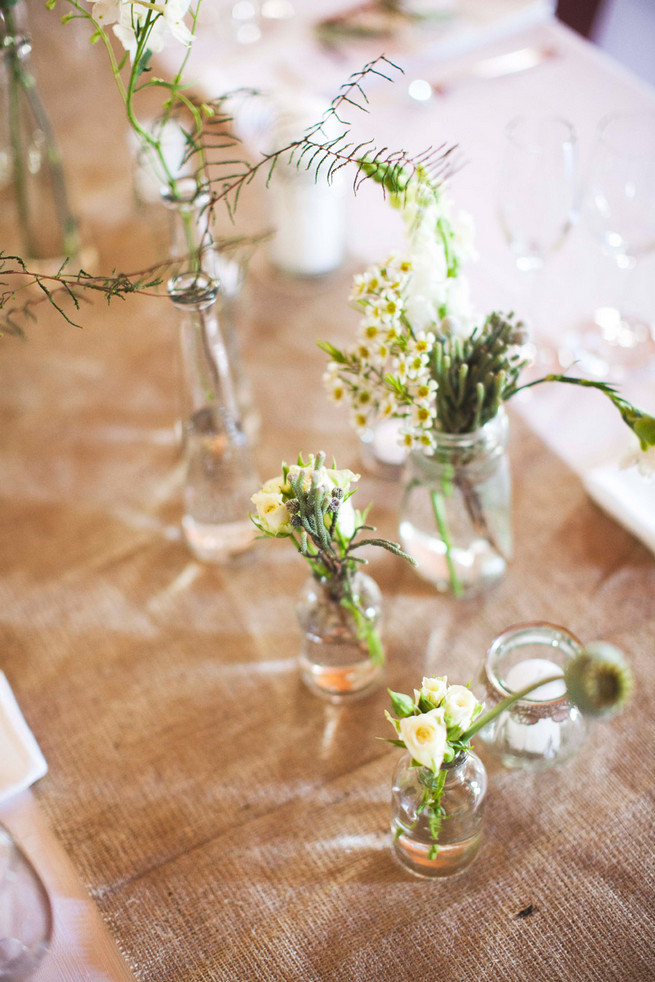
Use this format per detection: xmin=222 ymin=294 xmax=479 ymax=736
xmin=2 ymin=8 xmax=654 ymax=981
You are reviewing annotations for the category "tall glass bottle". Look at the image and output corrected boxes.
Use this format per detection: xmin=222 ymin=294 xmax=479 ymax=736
xmin=0 ymin=2 xmax=78 ymax=263
xmin=168 ymin=271 xmax=258 ymax=563
xmin=161 ymin=177 xmax=259 ymax=443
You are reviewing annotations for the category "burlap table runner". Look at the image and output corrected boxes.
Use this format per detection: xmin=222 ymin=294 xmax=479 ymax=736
xmin=1 ymin=8 xmax=654 ymax=980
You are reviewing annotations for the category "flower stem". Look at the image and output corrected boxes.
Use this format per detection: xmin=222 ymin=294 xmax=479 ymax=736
xmin=430 ymin=487 xmax=463 ymax=597
xmin=461 ymin=674 xmax=562 ymax=742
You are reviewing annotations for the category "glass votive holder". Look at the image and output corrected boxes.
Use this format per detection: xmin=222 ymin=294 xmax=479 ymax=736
xmin=475 ymin=622 xmax=587 ymax=770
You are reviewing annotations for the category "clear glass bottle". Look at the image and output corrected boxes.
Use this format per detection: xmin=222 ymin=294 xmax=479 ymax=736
xmin=168 ymin=271 xmax=258 ymax=563
xmin=161 ymin=177 xmax=259 ymax=444
xmin=0 ymin=824 xmax=53 ymax=980
xmin=0 ymin=4 xmax=78 ymax=263
xmin=296 ymin=571 xmax=383 ymax=702
xmin=391 ymin=751 xmax=487 ymax=879
xmin=399 ymin=410 xmax=512 ymax=597
xmin=476 ymin=622 xmax=587 ymax=769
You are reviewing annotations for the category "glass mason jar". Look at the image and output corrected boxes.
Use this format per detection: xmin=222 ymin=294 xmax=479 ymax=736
xmin=476 ymin=622 xmax=587 ymax=769
xmin=161 ymin=177 xmax=259 ymax=445
xmin=168 ymin=271 xmax=259 ymax=564
xmin=296 ymin=571 xmax=383 ymax=702
xmin=391 ymin=750 xmax=487 ymax=879
xmin=0 ymin=6 xmax=78 ymax=263
xmin=399 ymin=410 xmax=512 ymax=597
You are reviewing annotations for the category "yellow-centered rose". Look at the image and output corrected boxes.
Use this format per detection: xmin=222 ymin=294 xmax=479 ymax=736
xmin=443 ymin=685 xmax=477 ymax=732
xmin=398 ymin=709 xmax=447 ymax=771
xmin=250 ymin=490 xmax=292 ymax=535
xmin=420 ymin=675 xmax=448 ymax=708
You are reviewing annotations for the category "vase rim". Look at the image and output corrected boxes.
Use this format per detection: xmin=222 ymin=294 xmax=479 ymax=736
xmin=167 ymin=271 xmax=218 ymax=309
xmin=484 ymin=620 xmax=583 ymax=709
xmin=410 ymin=407 xmax=508 ymax=456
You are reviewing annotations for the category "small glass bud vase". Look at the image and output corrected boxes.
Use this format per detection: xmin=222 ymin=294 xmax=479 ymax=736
xmin=476 ymin=622 xmax=588 ymax=770
xmin=296 ymin=571 xmax=383 ymax=702
xmin=391 ymin=751 xmax=487 ymax=879
xmin=399 ymin=410 xmax=512 ymax=597
xmin=168 ymin=272 xmax=259 ymax=563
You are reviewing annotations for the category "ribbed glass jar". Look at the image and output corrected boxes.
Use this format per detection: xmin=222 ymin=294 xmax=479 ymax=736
xmin=476 ymin=622 xmax=587 ymax=769
xmin=391 ymin=750 xmax=487 ymax=879
xmin=399 ymin=411 xmax=512 ymax=597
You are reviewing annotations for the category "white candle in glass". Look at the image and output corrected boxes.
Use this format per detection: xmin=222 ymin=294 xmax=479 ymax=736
xmin=502 ymin=658 xmax=565 ymax=756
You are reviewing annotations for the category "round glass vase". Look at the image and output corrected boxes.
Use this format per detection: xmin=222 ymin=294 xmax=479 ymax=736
xmin=475 ymin=622 xmax=587 ymax=770
xmin=390 ymin=751 xmax=487 ymax=879
xmin=168 ymin=271 xmax=259 ymax=564
xmin=296 ymin=571 xmax=384 ymax=702
xmin=399 ymin=410 xmax=512 ymax=597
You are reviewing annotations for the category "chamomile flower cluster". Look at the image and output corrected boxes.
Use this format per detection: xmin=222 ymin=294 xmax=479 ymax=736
xmin=322 ymin=181 xmax=478 ymax=453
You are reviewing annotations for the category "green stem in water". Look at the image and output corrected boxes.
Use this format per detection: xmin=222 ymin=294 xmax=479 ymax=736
xmin=430 ymin=487 xmax=463 ymax=597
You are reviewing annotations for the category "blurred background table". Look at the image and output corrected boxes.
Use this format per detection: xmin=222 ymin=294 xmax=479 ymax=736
xmin=1 ymin=2 xmax=654 ymax=980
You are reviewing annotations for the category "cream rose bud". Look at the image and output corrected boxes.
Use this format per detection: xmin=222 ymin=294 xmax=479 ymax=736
xmin=420 ymin=675 xmax=448 ymax=707
xmin=262 ymin=475 xmax=285 ymax=494
xmin=250 ymin=490 xmax=292 ymax=535
xmin=399 ymin=709 xmax=447 ymax=771
xmin=329 ymin=467 xmax=360 ymax=490
xmin=443 ymin=685 xmax=478 ymax=731
xmin=334 ymin=496 xmax=356 ymax=539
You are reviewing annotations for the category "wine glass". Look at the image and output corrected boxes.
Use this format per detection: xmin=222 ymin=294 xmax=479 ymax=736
xmin=498 ymin=115 xmax=579 ymax=367
xmin=561 ymin=111 xmax=655 ymax=379
xmin=0 ymin=826 xmax=53 ymax=981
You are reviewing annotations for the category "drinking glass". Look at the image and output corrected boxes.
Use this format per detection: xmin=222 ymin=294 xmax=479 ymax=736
xmin=561 ymin=111 xmax=655 ymax=378
xmin=0 ymin=826 xmax=52 ymax=981
xmin=498 ymin=116 xmax=578 ymax=366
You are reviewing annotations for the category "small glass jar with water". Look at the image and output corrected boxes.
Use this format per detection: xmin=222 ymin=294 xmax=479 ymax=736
xmin=296 ymin=571 xmax=383 ymax=701
xmin=390 ymin=751 xmax=487 ymax=879
xmin=399 ymin=411 xmax=512 ymax=597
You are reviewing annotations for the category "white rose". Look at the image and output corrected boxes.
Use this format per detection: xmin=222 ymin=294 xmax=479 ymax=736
xmin=399 ymin=709 xmax=447 ymax=771
xmin=262 ymin=475 xmax=285 ymax=494
xmin=328 ymin=467 xmax=360 ymax=489
xmin=420 ymin=675 xmax=448 ymax=708
xmin=443 ymin=685 xmax=478 ymax=732
xmin=250 ymin=490 xmax=292 ymax=535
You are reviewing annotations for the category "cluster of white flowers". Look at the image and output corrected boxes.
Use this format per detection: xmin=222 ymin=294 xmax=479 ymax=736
xmin=387 ymin=675 xmax=483 ymax=773
xmin=323 ymin=181 xmax=477 ymax=452
xmin=88 ymin=0 xmax=193 ymax=56
xmin=250 ymin=458 xmax=360 ymax=538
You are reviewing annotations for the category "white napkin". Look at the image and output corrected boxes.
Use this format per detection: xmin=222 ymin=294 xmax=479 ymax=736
xmin=584 ymin=464 xmax=655 ymax=556
xmin=0 ymin=672 xmax=48 ymax=804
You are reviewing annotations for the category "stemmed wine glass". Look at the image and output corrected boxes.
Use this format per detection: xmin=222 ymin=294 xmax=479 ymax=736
xmin=561 ymin=111 xmax=655 ymax=379
xmin=498 ymin=115 xmax=579 ymax=367
xmin=0 ymin=825 xmax=53 ymax=981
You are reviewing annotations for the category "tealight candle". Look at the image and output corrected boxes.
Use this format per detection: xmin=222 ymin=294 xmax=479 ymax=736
xmin=504 ymin=658 xmax=565 ymax=700
xmin=502 ymin=658 xmax=566 ymax=757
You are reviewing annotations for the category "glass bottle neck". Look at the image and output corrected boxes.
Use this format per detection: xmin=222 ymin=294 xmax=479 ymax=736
xmin=161 ymin=178 xmax=213 ymax=270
